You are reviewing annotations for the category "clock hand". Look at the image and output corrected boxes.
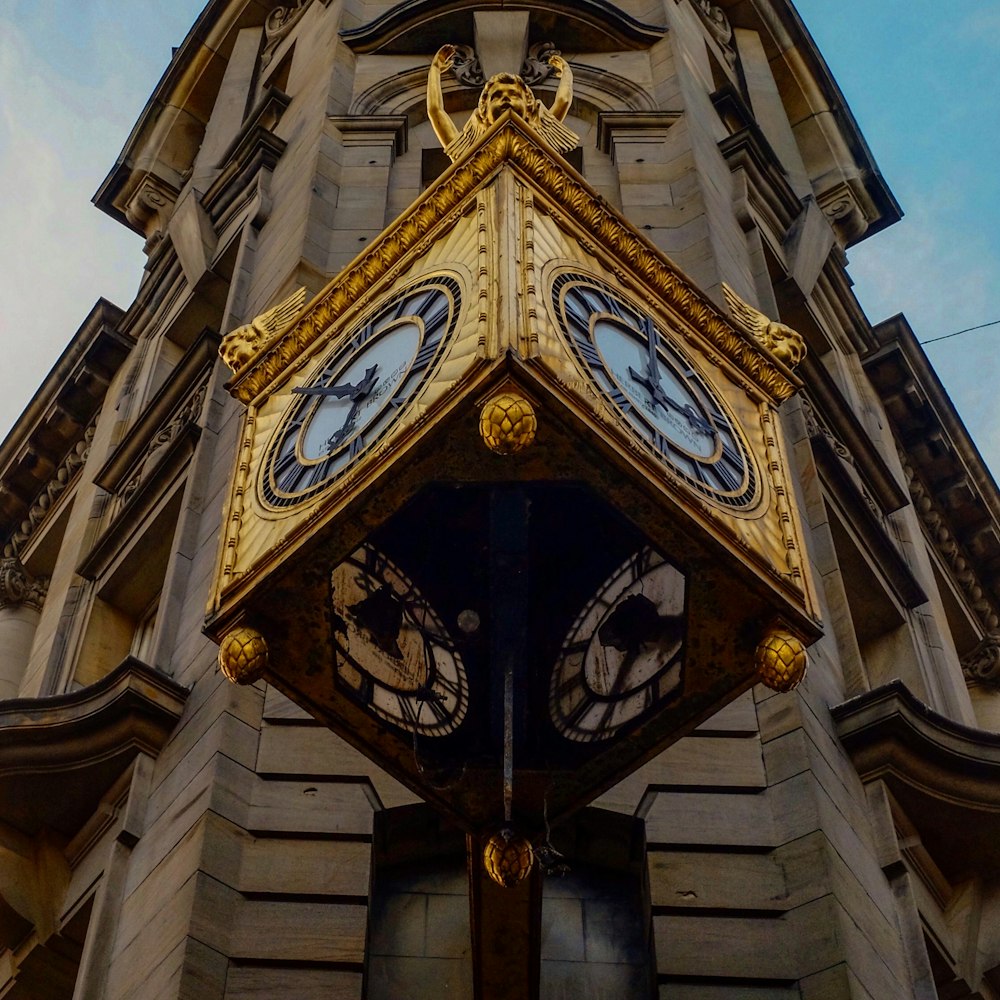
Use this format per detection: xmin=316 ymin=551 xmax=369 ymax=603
xmin=326 ymin=364 xmax=380 ymax=449
xmin=293 ymin=363 xmax=381 ymax=400
xmin=627 ymin=316 xmax=714 ymax=437
xmin=627 ymin=367 xmax=715 ymax=437
xmin=291 ymin=384 xmax=355 ymax=398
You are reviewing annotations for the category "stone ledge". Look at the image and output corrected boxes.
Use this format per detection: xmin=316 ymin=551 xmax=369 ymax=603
xmin=0 ymin=657 xmax=188 ymax=839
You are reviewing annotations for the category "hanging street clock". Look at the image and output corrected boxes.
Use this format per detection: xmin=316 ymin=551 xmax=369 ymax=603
xmin=207 ymin=89 xmax=822 ymax=842
xmin=551 ymin=271 xmax=759 ymax=511
xmin=259 ymin=276 xmax=461 ymax=509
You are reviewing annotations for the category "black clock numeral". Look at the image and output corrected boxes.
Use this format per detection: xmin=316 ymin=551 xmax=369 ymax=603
xmin=652 ymin=430 xmax=672 ymax=456
xmin=576 ymin=338 xmax=603 ymax=369
xmin=719 ymin=437 xmax=746 ymax=472
xmin=562 ymin=691 xmax=596 ymax=730
xmin=707 ymin=458 xmax=743 ymax=494
xmin=350 ymin=322 xmax=375 ymax=351
xmin=349 ymin=434 xmax=365 ymax=460
xmin=608 ymin=386 xmax=632 ymax=413
xmin=421 ymin=694 xmax=452 ymax=726
xmin=433 ymin=669 xmax=463 ymax=700
xmin=413 ymin=340 xmax=438 ymax=370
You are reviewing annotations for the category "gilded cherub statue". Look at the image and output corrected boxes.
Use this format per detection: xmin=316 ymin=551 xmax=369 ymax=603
xmin=220 ymin=287 xmax=307 ymax=374
xmin=722 ymin=284 xmax=807 ymax=369
xmin=428 ymin=44 xmax=578 ymax=162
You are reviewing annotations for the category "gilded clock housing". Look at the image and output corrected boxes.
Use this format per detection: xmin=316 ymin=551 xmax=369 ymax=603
xmin=207 ymin=113 xmax=821 ymax=834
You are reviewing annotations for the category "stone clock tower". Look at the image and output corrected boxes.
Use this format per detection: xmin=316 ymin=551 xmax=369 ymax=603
xmin=2 ymin=2 xmax=1000 ymax=999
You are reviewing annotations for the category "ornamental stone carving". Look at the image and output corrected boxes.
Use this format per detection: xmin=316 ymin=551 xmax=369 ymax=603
xmin=3 ymin=422 xmax=96 ymax=559
xmin=450 ymin=45 xmax=485 ymax=87
xmin=901 ymin=452 xmax=1000 ymax=632
xmin=0 ymin=558 xmax=48 ymax=613
xmin=261 ymin=0 xmax=313 ymax=69
xmin=962 ymin=633 xmax=1000 ymax=689
xmin=220 ymin=287 xmax=308 ymax=375
xmin=690 ymin=0 xmax=736 ymax=67
xmin=124 ymin=175 xmax=179 ymax=253
xmin=120 ymin=378 xmax=211 ymax=505
xmin=722 ymin=284 xmax=807 ymax=369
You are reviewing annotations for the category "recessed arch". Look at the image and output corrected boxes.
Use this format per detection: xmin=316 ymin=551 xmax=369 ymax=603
xmin=340 ymin=0 xmax=666 ymax=55
xmin=350 ymin=61 xmax=656 ymax=119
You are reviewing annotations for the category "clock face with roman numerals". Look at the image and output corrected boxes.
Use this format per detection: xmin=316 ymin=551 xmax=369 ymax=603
xmin=550 ymin=546 xmax=686 ymax=743
xmin=331 ymin=544 xmax=469 ymax=737
xmin=552 ymin=272 xmax=759 ymax=510
xmin=259 ymin=276 xmax=461 ymax=510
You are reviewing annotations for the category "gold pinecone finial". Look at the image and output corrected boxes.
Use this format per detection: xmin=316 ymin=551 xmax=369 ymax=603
xmin=756 ymin=626 xmax=808 ymax=692
xmin=219 ymin=626 xmax=270 ymax=685
xmin=483 ymin=828 xmax=535 ymax=888
xmin=480 ymin=394 xmax=537 ymax=455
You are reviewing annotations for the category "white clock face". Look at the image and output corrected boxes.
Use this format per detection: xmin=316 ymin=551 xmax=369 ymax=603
xmin=551 ymin=272 xmax=760 ymax=510
xmin=259 ymin=276 xmax=461 ymax=510
xmin=331 ymin=544 xmax=469 ymax=737
xmin=550 ymin=546 xmax=686 ymax=743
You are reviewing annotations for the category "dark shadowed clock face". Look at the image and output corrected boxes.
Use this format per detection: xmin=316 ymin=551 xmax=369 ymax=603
xmin=259 ymin=276 xmax=461 ymax=509
xmin=552 ymin=272 xmax=759 ymax=510
xmin=550 ymin=545 xmax=686 ymax=743
xmin=331 ymin=543 xmax=469 ymax=736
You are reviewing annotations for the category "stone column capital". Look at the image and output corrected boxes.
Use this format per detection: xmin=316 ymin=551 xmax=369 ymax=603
xmin=0 ymin=558 xmax=48 ymax=613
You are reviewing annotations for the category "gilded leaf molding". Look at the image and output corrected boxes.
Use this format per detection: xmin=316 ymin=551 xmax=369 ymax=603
xmin=227 ymin=119 xmax=800 ymax=408
xmin=962 ymin=633 xmax=1000 ymax=689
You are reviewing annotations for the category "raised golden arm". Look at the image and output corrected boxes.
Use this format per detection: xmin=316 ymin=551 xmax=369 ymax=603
xmin=427 ymin=45 xmax=460 ymax=148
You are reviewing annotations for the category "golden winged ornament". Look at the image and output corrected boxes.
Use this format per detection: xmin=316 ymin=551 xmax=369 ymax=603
xmin=721 ymin=284 xmax=807 ymax=369
xmin=220 ymin=287 xmax=307 ymax=374
xmin=427 ymin=44 xmax=579 ymax=162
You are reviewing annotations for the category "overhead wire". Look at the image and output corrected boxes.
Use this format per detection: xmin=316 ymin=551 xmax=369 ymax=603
xmin=919 ymin=319 xmax=1000 ymax=346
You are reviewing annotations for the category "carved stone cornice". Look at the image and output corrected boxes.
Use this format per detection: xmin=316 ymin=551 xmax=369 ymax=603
xmin=202 ymin=86 xmax=291 ymax=238
xmin=228 ymin=116 xmax=799 ymax=408
xmin=832 ymin=680 xmax=1000 ymax=880
xmin=0 ymin=299 xmax=131 ymax=560
xmin=900 ymin=452 xmax=999 ymax=633
xmin=0 ymin=559 xmax=48 ymax=613
xmin=3 ymin=422 xmax=97 ymax=560
xmin=864 ymin=315 xmax=1000 ymax=630
xmin=0 ymin=657 xmax=187 ymax=838
xmin=961 ymin=633 xmax=1000 ymax=689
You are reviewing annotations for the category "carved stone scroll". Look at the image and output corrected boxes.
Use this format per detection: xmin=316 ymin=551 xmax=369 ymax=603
xmin=261 ymin=1 xmax=313 ymax=69
xmin=962 ymin=633 xmax=1000 ymax=689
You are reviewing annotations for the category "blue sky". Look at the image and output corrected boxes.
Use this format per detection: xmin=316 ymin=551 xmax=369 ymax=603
xmin=1 ymin=0 xmax=997 ymax=477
